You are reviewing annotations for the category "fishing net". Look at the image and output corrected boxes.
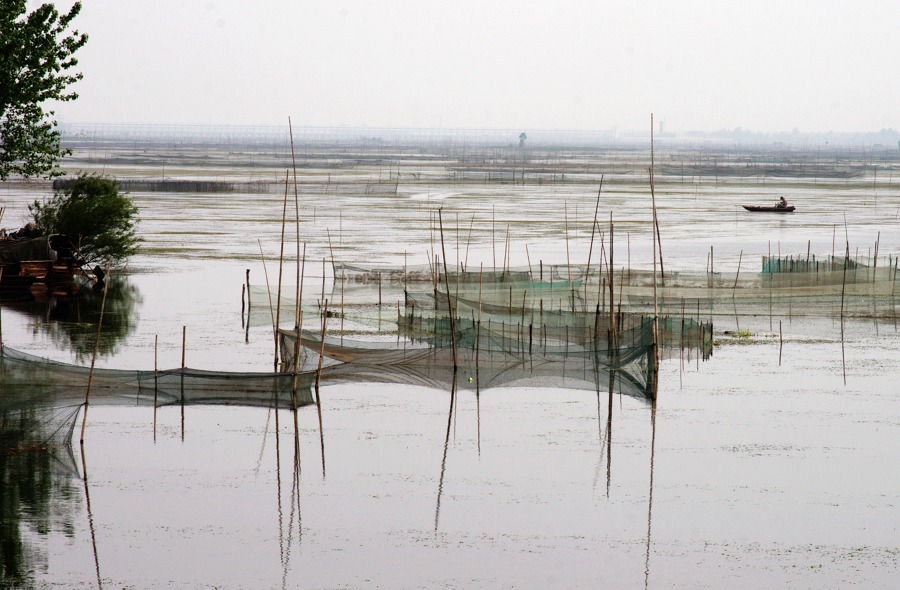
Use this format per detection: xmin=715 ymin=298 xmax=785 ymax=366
xmin=275 ymin=286 xmax=681 ymax=400
xmin=259 ymin=260 xmax=719 ymax=402
xmin=0 ymin=346 xmax=313 ymax=414
xmin=254 ymin=256 xmax=898 ymax=320
xmin=280 ymin=327 xmax=658 ymax=401
xmin=0 ymin=345 xmax=317 ymax=475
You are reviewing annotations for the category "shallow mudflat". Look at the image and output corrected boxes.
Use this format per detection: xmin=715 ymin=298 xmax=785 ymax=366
xmin=1 ymin=137 xmax=899 ymax=588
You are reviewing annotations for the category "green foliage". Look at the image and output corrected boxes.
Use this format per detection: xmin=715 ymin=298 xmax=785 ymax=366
xmin=0 ymin=2 xmax=88 ymax=180
xmin=29 ymin=174 xmax=140 ymax=266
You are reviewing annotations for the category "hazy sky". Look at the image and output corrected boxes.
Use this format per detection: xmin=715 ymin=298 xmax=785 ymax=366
xmin=39 ymin=0 xmax=900 ymax=133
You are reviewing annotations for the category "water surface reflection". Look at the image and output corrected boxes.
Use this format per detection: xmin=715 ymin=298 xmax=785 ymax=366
xmin=2 ymin=277 xmax=142 ymax=362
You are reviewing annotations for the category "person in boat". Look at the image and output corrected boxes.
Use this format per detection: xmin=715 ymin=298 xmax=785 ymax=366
xmin=776 ymin=196 xmax=788 ymax=209
xmin=92 ymin=265 xmax=106 ymax=291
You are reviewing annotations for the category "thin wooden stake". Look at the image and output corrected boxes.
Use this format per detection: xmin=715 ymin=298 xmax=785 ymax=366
xmin=80 ymin=266 xmax=111 ymax=444
xmin=840 ymin=242 xmax=849 ymax=385
xmin=778 ymin=320 xmax=783 ymax=366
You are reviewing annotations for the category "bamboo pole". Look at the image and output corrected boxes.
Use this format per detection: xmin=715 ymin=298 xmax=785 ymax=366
xmin=478 ymin=263 xmax=484 ymax=326
xmin=650 ymin=121 xmax=665 ymax=283
xmin=608 ymin=216 xmax=616 ymax=350
xmin=874 ymin=231 xmax=880 ymax=273
xmin=586 ymin=178 xmax=604 ymax=297
xmin=257 ymin=239 xmax=277 ymax=344
xmin=325 ymin=227 xmax=338 ymax=276
xmin=340 ymin=270 xmax=345 ymax=344
xmin=649 ymin=114 xmax=660 ymax=401
xmin=274 ymin=170 xmax=290 ymax=368
xmin=840 ymin=241 xmax=849 ymax=385
xmin=832 ymin=225 xmax=836 ymax=268
xmin=564 ymin=200 xmax=572 ymax=282
xmin=463 ymin=214 xmax=475 ymax=270
xmin=292 ymin=244 xmax=307 ymax=402
xmin=679 ymin=298 xmax=685 ymax=386
xmin=316 ymin=299 xmax=328 ymax=387
xmin=525 ymin=244 xmax=534 ymax=284
xmin=504 ymin=224 xmax=511 ymax=277
xmin=289 ymin=117 xmax=300 ymax=212
xmin=455 ymin=211 xmax=460 ymax=271
xmin=627 ymin=233 xmax=631 ymax=282
xmin=438 ymin=208 xmax=458 ymax=368
xmin=492 ymin=204 xmax=497 ymax=271
xmin=291 ymin=116 xmax=302 ymax=328
xmin=320 ymin=257 xmax=326 ymax=309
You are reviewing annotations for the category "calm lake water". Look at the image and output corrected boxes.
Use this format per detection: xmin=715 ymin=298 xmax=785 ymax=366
xmin=2 ymin=137 xmax=899 ymax=588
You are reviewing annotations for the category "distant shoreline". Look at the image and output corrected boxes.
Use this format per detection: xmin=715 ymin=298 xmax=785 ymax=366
xmin=57 ymin=122 xmax=900 ymax=149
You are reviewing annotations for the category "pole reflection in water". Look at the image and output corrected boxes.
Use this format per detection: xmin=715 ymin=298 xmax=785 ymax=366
xmin=280 ymin=404 xmax=304 ymax=589
xmin=79 ymin=267 xmax=110 ymax=445
xmin=79 ymin=442 xmax=103 ymax=590
xmin=181 ymin=326 xmax=186 ymax=442
xmin=476 ymin=365 xmax=481 ymax=456
xmin=314 ymin=382 xmax=325 ymax=478
xmin=607 ymin=367 xmax=616 ymax=496
xmin=153 ymin=335 xmax=158 ymax=443
xmin=434 ymin=369 xmax=458 ymax=532
xmin=644 ymin=402 xmax=658 ymax=589
xmin=271 ymin=393 xmax=284 ymax=567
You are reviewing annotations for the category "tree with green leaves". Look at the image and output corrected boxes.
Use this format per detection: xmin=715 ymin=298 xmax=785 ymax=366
xmin=29 ymin=174 xmax=139 ymax=266
xmin=1 ymin=2 xmax=87 ymax=180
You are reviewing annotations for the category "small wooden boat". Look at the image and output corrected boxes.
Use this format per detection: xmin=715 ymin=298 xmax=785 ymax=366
xmin=0 ymin=234 xmax=82 ymax=297
xmin=742 ymin=205 xmax=795 ymax=213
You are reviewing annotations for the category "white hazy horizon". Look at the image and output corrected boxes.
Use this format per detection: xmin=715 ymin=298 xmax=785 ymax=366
xmin=36 ymin=0 xmax=900 ymax=134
